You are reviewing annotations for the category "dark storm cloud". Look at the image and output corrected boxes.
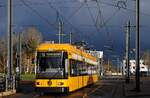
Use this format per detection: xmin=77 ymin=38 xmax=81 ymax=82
xmin=0 ymin=0 xmax=150 ymax=56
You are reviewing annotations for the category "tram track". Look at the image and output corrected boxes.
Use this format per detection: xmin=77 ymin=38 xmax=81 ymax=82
xmin=31 ymin=83 xmax=103 ymax=98
xmin=82 ymin=85 xmax=103 ymax=98
xmin=5 ymin=79 xmax=125 ymax=98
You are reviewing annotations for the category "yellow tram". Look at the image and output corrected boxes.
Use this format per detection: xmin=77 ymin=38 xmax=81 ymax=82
xmin=35 ymin=43 xmax=99 ymax=93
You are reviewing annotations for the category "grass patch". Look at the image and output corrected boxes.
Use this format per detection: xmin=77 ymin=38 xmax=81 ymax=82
xmin=21 ymin=74 xmax=35 ymax=81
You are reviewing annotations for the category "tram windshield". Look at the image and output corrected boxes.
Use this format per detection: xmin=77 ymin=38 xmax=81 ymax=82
xmin=36 ymin=52 xmax=65 ymax=78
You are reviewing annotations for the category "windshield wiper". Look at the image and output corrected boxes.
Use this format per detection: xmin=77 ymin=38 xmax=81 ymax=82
xmin=51 ymin=68 xmax=63 ymax=78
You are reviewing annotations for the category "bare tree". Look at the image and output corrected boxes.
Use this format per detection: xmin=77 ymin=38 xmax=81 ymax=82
xmin=0 ymin=33 xmax=22 ymax=73
xmin=0 ymin=27 xmax=42 ymax=74
xmin=0 ymin=38 xmax=7 ymax=73
xmin=22 ymin=27 xmax=43 ymax=74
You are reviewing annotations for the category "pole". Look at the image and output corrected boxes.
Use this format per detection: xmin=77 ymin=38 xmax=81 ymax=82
xmin=135 ymin=0 xmax=140 ymax=91
xmin=102 ymin=58 xmax=104 ymax=76
xmin=19 ymin=32 xmax=22 ymax=75
xmin=57 ymin=21 xmax=65 ymax=43
xmin=7 ymin=0 xmax=13 ymax=90
xmin=69 ymin=32 xmax=72 ymax=44
xmin=58 ymin=21 xmax=61 ymax=43
xmin=16 ymin=33 xmax=22 ymax=91
xmin=18 ymin=32 xmax=22 ymax=86
xmin=126 ymin=21 xmax=130 ymax=83
xmin=117 ymin=57 xmax=119 ymax=73
xmin=108 ymin=59 xmax=110 ymax=71
xmin=61 ymin=21 xmax=64 ymax=43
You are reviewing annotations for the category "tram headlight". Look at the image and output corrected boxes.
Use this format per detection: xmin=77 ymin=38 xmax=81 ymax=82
xmin=56 ymin=82 xmax=64 ymax=85
xmin=36 ymin=82 xmax=40 ymax=85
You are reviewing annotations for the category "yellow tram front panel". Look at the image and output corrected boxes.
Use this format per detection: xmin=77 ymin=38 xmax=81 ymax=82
xmin=35 ymin=79 xmax=68 ymax=87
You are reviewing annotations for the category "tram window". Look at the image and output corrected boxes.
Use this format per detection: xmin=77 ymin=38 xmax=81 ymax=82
xmin=78 ymin=62 xmax=82 ymax=75
xmin=78 ymin=62 xmax=88 ymax=75
xmin=87 ymin=64 xmax=97 ymax=75
xmin=88 ymin=65 xmax=92 ymax=75
xmin=70 ymin=60 xmax=78 ymax=76
xmin=91 ymin=66 xmax=97 ymax=74
xmin=70 ymin=59 xmax=96 ymax=76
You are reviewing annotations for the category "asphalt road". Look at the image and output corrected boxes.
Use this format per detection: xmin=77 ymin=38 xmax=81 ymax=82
xmin=5 ymin=76 xmax=150 ymax=98
xmin=4 ymin=77 xmax=125 ymax=98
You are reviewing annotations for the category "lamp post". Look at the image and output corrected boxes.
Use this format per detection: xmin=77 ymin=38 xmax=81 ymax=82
xmin=135 ymin=0 xmax=140 ymax=92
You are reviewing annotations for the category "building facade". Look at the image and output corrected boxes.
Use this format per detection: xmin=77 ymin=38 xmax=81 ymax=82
xmin=122 ymin=60 xmax=149 ymax=76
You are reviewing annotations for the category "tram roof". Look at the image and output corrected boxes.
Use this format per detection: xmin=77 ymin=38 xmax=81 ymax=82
xmin=37 ymin=43 xmax=97 ymax=61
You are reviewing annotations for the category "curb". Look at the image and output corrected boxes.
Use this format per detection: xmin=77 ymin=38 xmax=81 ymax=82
xmin=0 ymin=90 xmax=16 ymax=97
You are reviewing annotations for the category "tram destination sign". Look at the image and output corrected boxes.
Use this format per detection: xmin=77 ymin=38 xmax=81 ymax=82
xmin=38 ymin=52 xmax=62 ymax=57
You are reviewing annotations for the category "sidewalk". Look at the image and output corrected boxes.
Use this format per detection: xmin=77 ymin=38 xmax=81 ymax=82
xmin=123 ymin=77 xmax=150 ymax=97
xmin=0 ymin=90 xmax=16 ymax=97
